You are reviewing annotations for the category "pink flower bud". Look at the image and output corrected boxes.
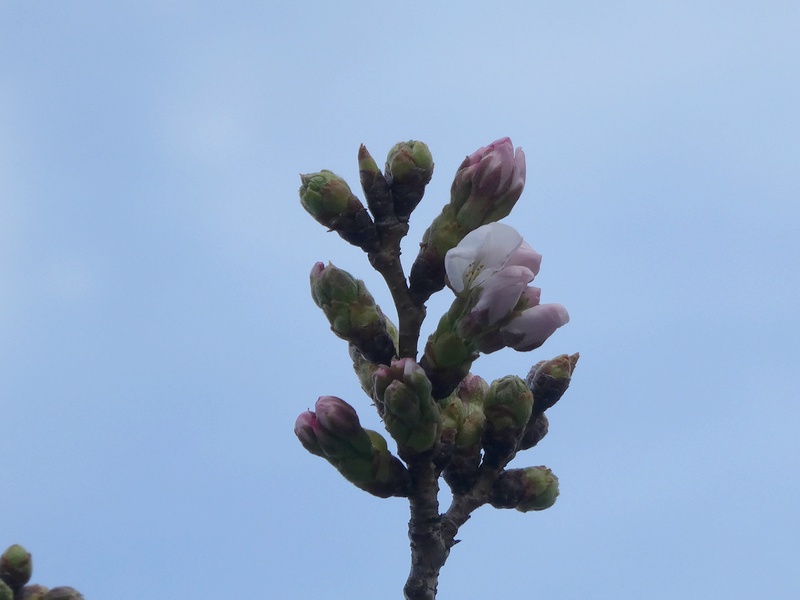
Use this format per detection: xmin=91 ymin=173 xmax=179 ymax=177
xmin=450 ymin=138 xmax=526 ymax=228
xmin=294 ymin=411 xmax=325 ymax=457
xmin=472 ymin=137 xmax=521 ymax=198
xmin=314 ymin=396 xmax=363 ymax=439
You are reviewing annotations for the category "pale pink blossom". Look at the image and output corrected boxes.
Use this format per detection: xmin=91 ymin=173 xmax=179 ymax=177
xmin=501 ymin=304 xmax=570 ymax=352
xmin=445 ymin=223 xmax=541 ymax=324
xmin=473 ymin=265 xmax=534 ymax=324
xmin=445 ymin=223 xmax=537 ymax=293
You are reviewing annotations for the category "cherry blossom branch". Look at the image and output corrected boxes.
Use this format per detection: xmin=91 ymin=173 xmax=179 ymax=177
xmin=297 ymin=137 xmax=577 ymax=600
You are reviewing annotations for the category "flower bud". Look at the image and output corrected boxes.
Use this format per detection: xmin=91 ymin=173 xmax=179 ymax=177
xmin=0 ymin=545 xmax=32 ymax=591
xmin=385 ymin=141 xmax=434 ymax=218
xmin=42 ymin=588 xmax=84 ymax=600
xmin=310 ymin=262 xmax=396 ymax=365
xmin=295 ymin=398 xmax=411 ymax=498
xmin=0 ymin=581 xmax=12 ymax=600
xmin=442 ymin=375 xmax=488 ymax=493
xmin=313 ymin=396 xmax=373 ymax=459
xmin=489 ymin=466 xmax=559 ymax=512
xmin=438 ymin=395 xmax=464 ymax=452
xmin=526 ymin=353 xmax=579 ymax=413
xmin=482 ymin=376 xmax=533 ymax=466
xmin=450 ymin=137 xmax=526 ymax=230
xmin=453 ymin=374 xmax=487 ymax=447
xmin=299 ymin=170 xmax=379 ymax=251
xmin=419 ymin=310 xmax=479 ymax=400
xmin=294 ymin=411 xmax=326 ymax=457
xmin=375 ymin=359 xmax=440 ymax=457
xmin=358 ymin=144 xmax=394 ymax=223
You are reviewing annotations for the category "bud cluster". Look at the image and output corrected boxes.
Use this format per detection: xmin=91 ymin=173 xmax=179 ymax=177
xmin=373 ymin=359 xmax=440 ymax=459
xmin=442 ymin=374 xmax=488 ymax=493
xmin=420 ymin=222 xmax=569 ymax=399
xmin=297 ymin=137 xmax=579 ymax=598
xmin=0 ymin=545 xmax=83 ymax=600
xmin=302 ymin=140 xmax=434 ymax=246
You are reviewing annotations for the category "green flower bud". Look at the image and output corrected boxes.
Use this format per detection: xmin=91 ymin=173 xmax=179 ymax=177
xmin=482 ymin=376 xmax=534 ymax=466
xmin=1 ymin=544 xmax=32 ymax=591
xmin=526 ymin=353 xmax=579 ymax=413
xmin=0 ymin=580 xmax=12 ymax=600
xmin=310 ymin=262 xmax=396 ymax=365
xmin=489 ymin=466 xmax=559 ymax=512
xmin=384 ymin=380 xmax=422 ymax=425
xmin=376 ymin=359 xmax=440 ymax=457
xmin=419 ymin=310 xmax=479 ymax=399
xmin=299 ymin=170 xmax=379 ymax=251
xmin=385 ymin=140 xmax=434 ymax=218
xmin=443 ymin=375 xmax=488 ymax=493
xmin=42 ymin=587 xmax=84 ymax=600
xmin=426 ymin=329 xmax=472 ymax=369
xmin=484 ymin=376 xmax=533 ymax=432
xmin=456 ymin=373 xmax=488 ymax=406
xmin=453 ymin=375 xmax=487 ymax=449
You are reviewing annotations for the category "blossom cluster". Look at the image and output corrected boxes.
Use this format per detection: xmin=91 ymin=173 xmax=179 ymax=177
xmin=445 ymin=222 xmax=569 ymax=352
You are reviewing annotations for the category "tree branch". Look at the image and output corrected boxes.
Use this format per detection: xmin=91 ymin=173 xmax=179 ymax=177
xmin=403 ymin=457 xmax=444 ymax=600
xmin=368 ymin=221 xmax=426 ymax=360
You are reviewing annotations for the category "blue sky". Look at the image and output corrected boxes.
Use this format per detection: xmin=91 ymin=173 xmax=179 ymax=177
xmin=2 ymin=2 xmax=799 ymax=598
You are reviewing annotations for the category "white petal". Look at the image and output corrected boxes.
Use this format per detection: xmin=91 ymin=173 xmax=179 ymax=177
xmin=473 ymin=265 xmax=535 ymax=324
xmin=445 ymin=223 xmax=523 ymax=293
xmin=502 ymin=304 xmax=570 ymax=351
xmin=505 ymin=241 xmax=542 ymax=276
